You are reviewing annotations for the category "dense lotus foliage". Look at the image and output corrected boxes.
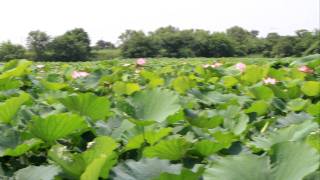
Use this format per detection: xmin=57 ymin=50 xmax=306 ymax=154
xmin=0 ymin=55 xmax=319 ymax=180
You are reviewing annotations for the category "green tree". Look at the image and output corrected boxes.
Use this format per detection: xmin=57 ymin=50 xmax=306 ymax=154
xmin=152 ymin=27 xmax=195 ymax=57
xmin=119 ymin=30 xmax=159 ymax=58
xmin=94 ymin=40 xmax=115 ymax=50
xmin=226 ymin=26 xmax=252 ymax=55
xmin=191 ymin=30 xmax=211 ymax=57
xmin=207 ymin=33 xmax=236 ymax=57
xmin=49 ymin=28 xmax=91 ymax=61
xmin=262 ymin=33 xmax=281 ymax=57
xmin=294 ymin=29 xmax=315 ymax=56
xmin=272 ymin=36 xmax=297 ymax=57
xmin=26 ymin=30 xmax=50 ymax=60
xmin=0 ymin=41 xmax=26 ymax=61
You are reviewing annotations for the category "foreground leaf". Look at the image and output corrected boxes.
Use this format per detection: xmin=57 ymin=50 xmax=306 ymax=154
xmin=130 ymin=88 xmax=181 ymax=122
xmin=143 ymin=138 xmax=191 ymax=160
xmin=270 ymin=142 xmax=319 ymax=180
xmin=204 ymin=142 xmax=319 ymax=180
xmin=59 ymin=93 xmax=110 ymax=121
xmin=204 ymin=154 xmax=270 ymax=180
xmin=14 ymin=165 xmax=61 ymax=180
xmin=250 ymin=120 xmax=318 ymax=150
xmin=30 ymin=113 xmax=87 ymax=142
xmin=0 ymin=92 xmax=30 ymax=124
xmin=112 ymin=158 xmax=182 ymax=180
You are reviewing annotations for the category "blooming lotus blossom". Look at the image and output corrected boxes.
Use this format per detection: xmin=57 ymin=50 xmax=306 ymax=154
xmin=211 ymin=62 xmax=223 ymax=68
xmin=235 ymin=63 xmax=246 ymax=72
xmin=72 ymin=71 xmax=90 ymax=79
xmin=136 ymin=58 xmax=146 ymax=66
xmin=203 ymin=64 xmax=210 ymax=68
xmin=36 ymin=64 xmax=45 ymax=68
xmin=263 ymin=77 xmax=277 ymax=85
xmin=298 ymin=65 xmax=314 ymax=73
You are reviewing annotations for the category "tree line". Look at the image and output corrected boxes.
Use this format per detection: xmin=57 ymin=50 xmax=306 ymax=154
xmin=0 ymin=26 xmax=319 ymax=61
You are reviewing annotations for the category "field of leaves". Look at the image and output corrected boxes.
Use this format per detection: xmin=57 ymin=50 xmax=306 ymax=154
xmin=0 ymin=56 xmax=319 ymax=180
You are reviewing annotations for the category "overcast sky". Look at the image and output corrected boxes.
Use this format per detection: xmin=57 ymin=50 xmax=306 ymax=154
xmin=0 ymin=0 xmax=319 ymax=45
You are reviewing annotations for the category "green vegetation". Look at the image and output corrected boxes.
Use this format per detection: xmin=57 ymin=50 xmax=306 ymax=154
xmin=0 ymin=26 xmax=319 ymax=61
xmin=0 ymin=56 xmax=319 ymax=179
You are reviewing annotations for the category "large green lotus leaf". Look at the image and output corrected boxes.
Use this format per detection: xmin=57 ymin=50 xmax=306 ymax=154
xmin=156 ymin=168 xmax=203 ymax=180
xmin=48 ymin=144 xmax=86 ymax=178
xmin=200 ymin=91 xmax=251 ymax=106
xmin=98 ymin=152 xmax=118 ymax=179
xmin=306 ymin=102 xmax=320 ymax=116
xmin=49 ymin=136 xmax=118 ymax=179
xmin=306 ymin=132 xmax=320 ymax=152
xmin=250 ymin=85 xmax=274 ymax=100
xmin=220 ymin=106 xmax=249 ymax=135
xmin=204 ymin=154 xmax=270 ymax=180
xmin=0 ymin=126 xmax=20 ymax=156
xmin=204 ymin=142 xmax=319 ymax=180
xmin=193 ymin=140 xmax=224 ymax=157
xmin=250 ymin=120 xmax=318 ymax=150
xmin=221 ymin=76 xmax=238 ymax=88
xmin=40 ymin=80 xmax=68 ymax=90
xmin=140 ymin=70 xmax=164 ymax=88
xmin=59 ymin=93 xmax=110 ymax=121
xmin=245 ymin=100 xmax=269 ymax=116
xmin=130 ymin=88 xmax=181 ymax=123
xmin=80 ymin=152 xmax=118 ymax=180
xmin=290 ymin=54 xmax=320 ymax=66
xmin=125 ymin=128 xmax=172 ymax=151
xmin=14 ymin=165 xmax=61 ymax=180
xmin=241 ymin=65 xmax=266 ymax=84
xmin=301 ymin=81 xmax=320 ymax=97
xmin=3 ymin=138 xmax=43 ymax=157
xmin=112 ymin=158 xmax=182 ymax=180
xmin=112 ymin=81 xmax=140 ymax=95
xmin=268 ymin=68 xmax=287 ymax=80
xmin=172 ymin=76 xmax=195 ymax=94
xmin=80 ymin=155 xmax=107 ymax=180
xmin=143 ymin=138 xmax=191 ymax=160
xmin=0 ymin=78 xmax=22 ymax=91
xmin=81 ymin=136 xmax=118 ymax=166
xmin=188 ymin=115 xmax=223 ymax=129
xmin=211 ymin=131 xmax=236 ymax=149
xmin=0 ymin=92 xmax=31 ymax=124
xmin=287 ymin=98 xmax=309 ymax=111
xmin=30 ymin=113 xmax=87 ymax=142
xmin=277 ymin=112 xmax=313 ymax=127
xmin=271 ymin=142 xmax=319 ymax=180
xmin=0 ymin=60 xmax=32 ymax=79
xmin=303 ymin=171 xmax=320 ymax=180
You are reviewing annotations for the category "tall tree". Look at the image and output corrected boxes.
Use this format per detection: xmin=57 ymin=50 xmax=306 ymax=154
xmin=94 ymin=40 xmax=115 ymax=50
xmin=26 ymin=30 xmax=50 ymax=60
xmin=49 ymin=28 xmax=91 ymax=61
xmin=0 ymin=41 xmax=26 ymax=61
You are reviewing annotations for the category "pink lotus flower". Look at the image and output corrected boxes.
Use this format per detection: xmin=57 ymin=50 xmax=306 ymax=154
xmin=298 ymin=65 xmax=314 ymax=73
xmin=72 ymin=71 xmax=90 ymax=79
xmin=263 ymin=77 xmax=277 ymax=85
xmin=36 ymin=64 xmax=45 ymax=68
xmin=235 ymin=63 xmax=246 ymax=72
xmin=203 ymin=64 xmax=210 ymax=68
xmin=136 ymin=58 xmax=146 ymax=66
xmin=211 ymin=62 xmax=223 ymax=68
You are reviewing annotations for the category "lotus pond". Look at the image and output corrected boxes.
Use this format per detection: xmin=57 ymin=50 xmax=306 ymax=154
xmin=0 ymin=56 xmax=319 ymax=180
